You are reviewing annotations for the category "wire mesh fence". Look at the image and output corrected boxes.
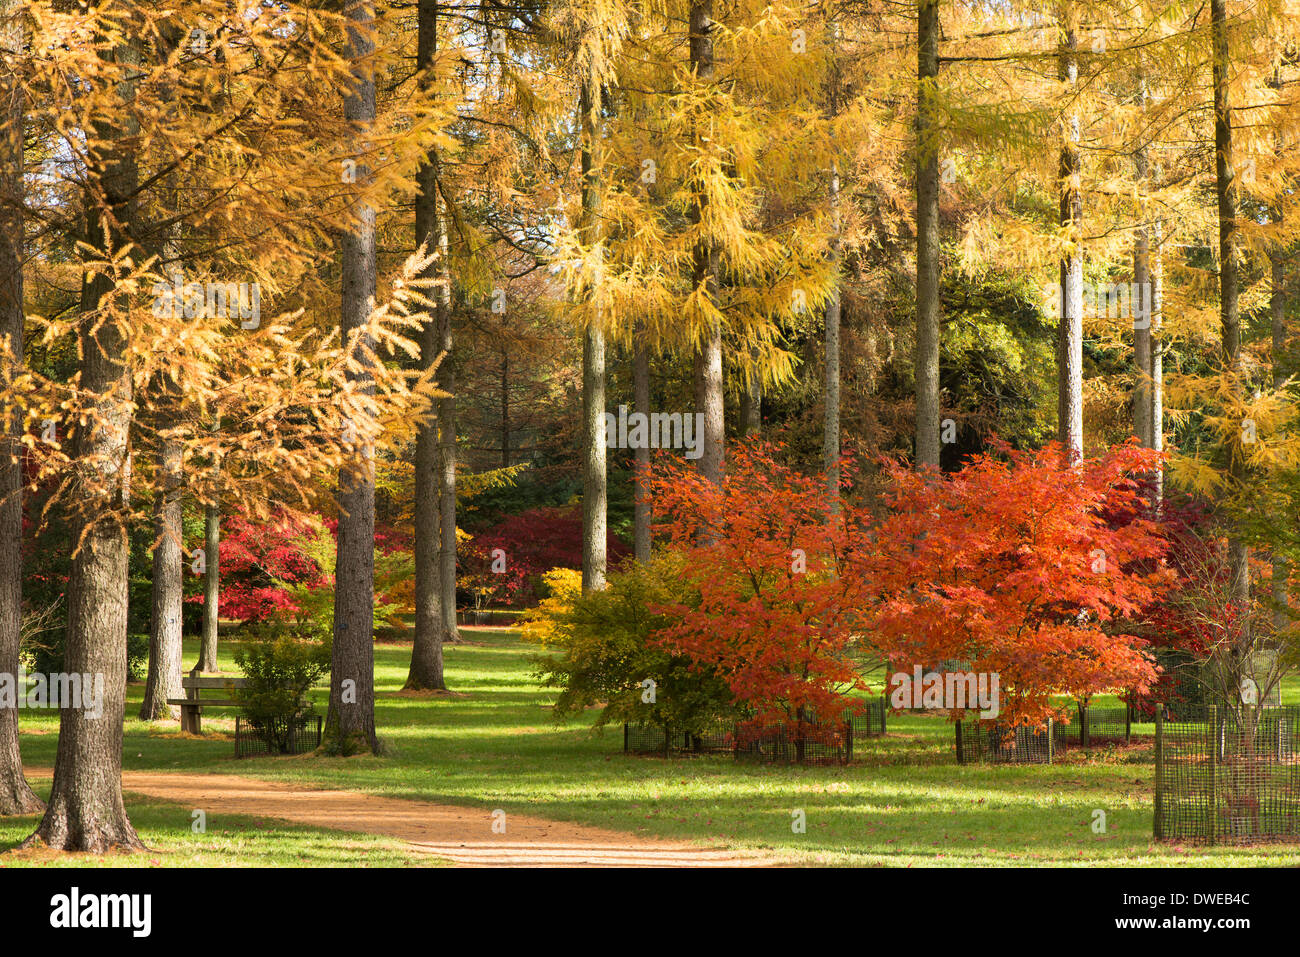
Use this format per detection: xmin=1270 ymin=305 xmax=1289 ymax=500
xmin=1053 ymin=705 xmax=1133 ymax=749
xmin=235 ymin=713 xmax=323 ymax=758
xmin=1155 ymin=706 xmax=1300 ymax=844
xmin=956 ymin=719 xmax=1055 ymax=764
xmin=622 ymin=698 xmax=888 ymax=765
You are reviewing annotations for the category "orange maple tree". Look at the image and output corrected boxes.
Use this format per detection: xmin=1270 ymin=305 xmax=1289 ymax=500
xmin=647 ymin=442 xmax=871 ymax=737
xmin=864 ymin=441 xmax=1175 ymax=728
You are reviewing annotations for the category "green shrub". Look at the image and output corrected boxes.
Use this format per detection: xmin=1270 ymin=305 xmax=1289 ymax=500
xmin=233 ymin=621 xmax=331 ymax=753
xmin=524 ymin=552 xmax=737 ymax=736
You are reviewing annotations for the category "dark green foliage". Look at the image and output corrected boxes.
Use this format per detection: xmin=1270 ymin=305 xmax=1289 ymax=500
xmin=233 ymin=621 xmax=331 ymax=753
xmin=526 ymin=553 xmax=738 ymax=736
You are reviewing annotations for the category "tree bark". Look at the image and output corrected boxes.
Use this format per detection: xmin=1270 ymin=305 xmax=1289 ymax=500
xmin=1271 ymin=223 xmax=1287 ymax=631
xmin=196 ymin=503 xmax=219 ymax=669
xmin=27 ymin=24 xmax=143 ymax=850
xmin=0 ymin=0 xmax=41 ymax=815
xmin=914 ymin=0 xmax=941 ymax=469
xmin=1211 ymin=0 xmax=1250 ymax=635
xmin=580 ymin=74 xmax=606 ymax=592
xmin=500 ymin=351 xmax=510 ymax=467
xmin=140 ymin=433 xmax=182 ymax=720
xmin=326 ymin=0 xmax=379 ymax=754
xmin=1057 ymin=14 xmax=1084 ymax=463
xmin=436 ymin=286 xmax=458 ymax=642
xmin=1150 ymin=218 xmax=1165 ymax=505
xmin=690 ymin=0 xmax=724 ymax=485
xmin=738 ymin=371 xmax=761 ymax=436
xmin=633 ymin=326 xmax=651 ymax=563
xmin=825 ymin=159 xmax=842 ymax=504
xmin=406 ymin=0 xmax=448 ymax=690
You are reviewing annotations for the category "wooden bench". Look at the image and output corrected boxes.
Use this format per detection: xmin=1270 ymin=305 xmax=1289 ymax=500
xmin=168 ymin=670 xmax=246 ymax=734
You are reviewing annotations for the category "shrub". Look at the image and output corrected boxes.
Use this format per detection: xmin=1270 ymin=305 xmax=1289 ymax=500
xmin=233 ymin=621 xmax=331 ymax=753
xmin=524 ymin=554 xmax=737 ymax=736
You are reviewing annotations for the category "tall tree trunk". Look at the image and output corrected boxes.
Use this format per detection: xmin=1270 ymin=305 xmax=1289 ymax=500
xmin=0 ymin=0 xmax=41 ymax=815
xmin=914 ymin=0 xmax=941 ymax=469
xmin=140 ymin=432 xmax=182 ymax=719
xmin=1133 ymin=172 xmax=1152 ymax=446
xmin=1271 ymin=223 xmax=1287 ymax=631
xmin=1211 ymin=0 xmax=1250 ymax=640
xmin=27 ymin=24 xmax=143 ymax=850
xmin=500 ymin=351 xmax=510 ymax=467
xmin=1150 ymin=218 xmax=1164 ymax=505
xmin=690 ymin=0 xmax=724 ymax=485
xmin=1269 ymin=65 xmax=1288 ymax=634
xmin=436 ymin=283 xmax=458 ymax=642
xmin=326 ymin=0 xmax=379 ymax=754
xmin=580 ymin=73 xmax=607 ymax=593
xmin=633 ymin=325 xmax=651 ymax=562
xmin=825 ymin=159 xmax=842 ymax=503
xmin=1057 ymin=14 xmax=1084 ymax=462
xmin=406 ymin=0 xmax=448 ymax=689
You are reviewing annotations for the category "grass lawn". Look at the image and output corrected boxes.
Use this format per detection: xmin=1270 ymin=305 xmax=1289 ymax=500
xmin=8 ymin=627 xmax=1300 ymax=867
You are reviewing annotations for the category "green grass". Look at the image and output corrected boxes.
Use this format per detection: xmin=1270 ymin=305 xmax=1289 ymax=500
xmin=10 ymin=628 xmax=1300 ymax=866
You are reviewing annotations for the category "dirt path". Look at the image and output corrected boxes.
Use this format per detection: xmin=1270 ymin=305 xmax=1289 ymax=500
xmin=98 ymin=771 xmax=775 ymax=867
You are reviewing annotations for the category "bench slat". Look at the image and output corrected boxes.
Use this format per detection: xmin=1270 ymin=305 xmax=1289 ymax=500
xmin=182 ymin=677 xmax=247 ymax=690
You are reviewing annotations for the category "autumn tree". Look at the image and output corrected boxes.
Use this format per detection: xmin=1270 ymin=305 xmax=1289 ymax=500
xmin=865 ymin=440 xmax=1172 ymax=728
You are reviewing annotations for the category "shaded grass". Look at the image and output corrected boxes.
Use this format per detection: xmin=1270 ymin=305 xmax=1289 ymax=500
xmin=12 ymin=628 xmax=1300 ymax=866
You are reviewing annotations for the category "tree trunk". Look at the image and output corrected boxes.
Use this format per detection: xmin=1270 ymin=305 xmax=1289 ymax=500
xmin=0 ymin=0 xmax=41 ymax=814
xmin=140 ymin=433 xmax=182 ymax=720
xmin=633 ymin=326 xmax=651 ymax=562
xmin=1133 ymin=216 xmax=1151 ymax=446
xmin=1057 ymin=15 xmax=1084 ymax=463
xmin=580 ymin=70 xmax=607 ymax=593
xmin=406 ymin=0 xmax=448 ymax=690
xmin=500 ymin=351 xmax=510 ymax=467
xmin=1271 ymin=226 xmax=1287 ymax=631
xmin=738 ymin=370 xmax=761 ymax=436
xmin=1211 ymin=0 xmax=1250 ymax=637
xmin=1150 ymin=218 xmax=1164 ymax=504
xmin=199 ymin=503 xmax=219 ymax=670
xmin=825 ymin=159 xmax=842 ymax=503
xmin=914 ymin=0 xmax=941 ymax=469
xmin=436 ymin=294 xmax=458 ymax=642
xmin=27 ymin=26 xmax=143 ymax=850
xmin=690 ymin=0 xmax=724 ymax=485
xmin=326 ymin=0 xmax=379 ymax=754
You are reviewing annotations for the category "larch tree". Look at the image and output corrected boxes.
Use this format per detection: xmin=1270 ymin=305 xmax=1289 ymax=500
xmin=406 ymin=0 xmax=452 ymax=690
xmin=914 ymin=0 xmax=941 ymax=469
xmin=327 ymin=0 xmax=382 ymax=754
xmin=0 ymin=0 xmax=41 ymax=815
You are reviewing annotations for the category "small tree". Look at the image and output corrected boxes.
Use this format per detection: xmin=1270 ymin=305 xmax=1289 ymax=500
xmin=647 ymin=441 xmax=870 ymax=749
xmin=866 ymin=440 xmax=1174 ymax=728
xmin=233 ymin=623 xmax=331 ymax=754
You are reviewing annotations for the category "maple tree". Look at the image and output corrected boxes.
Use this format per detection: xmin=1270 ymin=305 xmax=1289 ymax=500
xmin=864 ymin=440 xmax=1174 ymax=728
xmin=647 ymin=441 xmax=869 ymax=738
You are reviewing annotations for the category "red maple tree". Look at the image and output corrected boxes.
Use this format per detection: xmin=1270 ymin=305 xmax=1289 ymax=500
xmin=864 ymin=440 xmax=1174 ymax=727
